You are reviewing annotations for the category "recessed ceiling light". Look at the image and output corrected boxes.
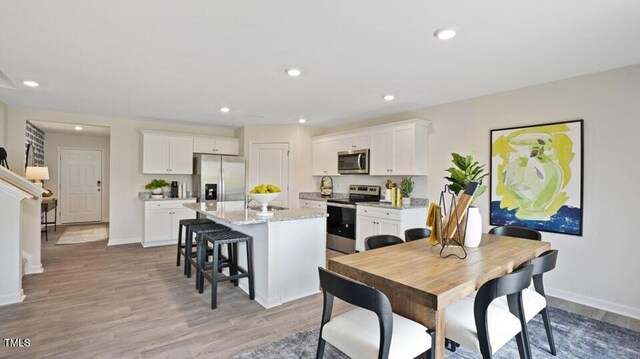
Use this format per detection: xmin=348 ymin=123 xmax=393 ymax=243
xmin=434 ymin=27 xmax=457 ymax=40
xmin=220 ymin=107 xmax=230 ymax=113
xmin=383 ymin=94 xmax=395 ymax=101
xmin=74 ymin=126 xmax=83 ymax=131
xmin=298 ymin=118 xmax=307 ymax=124
xmin=286 ymin=68 xmax=302 ymax=77
xmin=23 ymin=80 xmax=39 ymax=87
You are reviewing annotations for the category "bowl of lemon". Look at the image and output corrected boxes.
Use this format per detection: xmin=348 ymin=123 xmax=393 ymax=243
xmin=249 ymin=184 xmax=281 ymax=217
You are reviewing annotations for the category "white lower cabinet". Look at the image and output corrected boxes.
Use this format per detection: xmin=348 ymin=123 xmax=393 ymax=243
xmin=143 ymin=199 xmax=197 ymax=247
xmin=300 ymin=199 xmax=328 ymax=211
xmin=355 ymin=205 xmax=428 ymax=252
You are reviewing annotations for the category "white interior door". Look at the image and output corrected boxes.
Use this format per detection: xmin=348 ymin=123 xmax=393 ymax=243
xmin=250 ymin=143 xmax=289 ymax=208
xmin=60 ymin=148 xmax=102 ymax=223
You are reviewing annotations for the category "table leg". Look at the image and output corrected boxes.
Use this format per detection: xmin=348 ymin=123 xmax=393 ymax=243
xmin=433 ymin=308 xmax=446 ymax=359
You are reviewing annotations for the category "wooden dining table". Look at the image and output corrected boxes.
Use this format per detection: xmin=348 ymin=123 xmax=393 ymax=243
xmin=327 ymin=233 xmax=551 ymax=359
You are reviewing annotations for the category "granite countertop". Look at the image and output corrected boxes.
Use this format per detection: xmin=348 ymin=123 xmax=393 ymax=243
xmin=355 ymin=200 xmax=429 ymax=210
xmin=298 ymin=192 xmax=348 ymax=202
xmin=183 ymin=201 xmax=328 ymax=225
xmin=140 ymin=197 xmax=198 ymax=202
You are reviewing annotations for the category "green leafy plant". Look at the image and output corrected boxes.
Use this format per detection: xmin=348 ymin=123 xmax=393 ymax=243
xmin=400 ymin=177 xmax=414 ymax=198
xmin=145 ymin=179 xmax=170 ymax=190
xmin=444 ymin=153 xmax=488 ymax=206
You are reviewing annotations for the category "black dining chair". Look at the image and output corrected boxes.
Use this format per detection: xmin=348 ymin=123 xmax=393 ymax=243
xmin=446 ymin=264 xmax=534 ymax=359
xmin=405 ymin=228 xmax=432 ymax=242
xmin=316 ymin=267 xmax=434 ymax=359
xmin=365 ymin=235 xmax=404 ymax=250
xmin=495 ymin=250 xmax=559 ymax=356
xmin=489 ymin=226 xmax=541 ymax=241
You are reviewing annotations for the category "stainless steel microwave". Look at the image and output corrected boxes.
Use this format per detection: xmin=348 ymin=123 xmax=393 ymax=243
xmin=338 ymin=149 xmax=369 ymax=174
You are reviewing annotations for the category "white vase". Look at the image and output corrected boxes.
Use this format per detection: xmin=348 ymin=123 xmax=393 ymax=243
xmin=152 ymin=188 xmax=163 ymax=195
xmin=402 ymin=197 xmax=411 ymax=206
xmin=464 ymin=207 xmax=482 ymax=248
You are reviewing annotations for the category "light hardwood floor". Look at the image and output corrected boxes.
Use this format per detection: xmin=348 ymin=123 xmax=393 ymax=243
xmin=0 ymin=227 xmax=637 ymax=358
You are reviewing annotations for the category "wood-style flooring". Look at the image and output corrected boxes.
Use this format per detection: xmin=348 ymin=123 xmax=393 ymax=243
xmin=0 ymin=226 xmax=637 ymax=358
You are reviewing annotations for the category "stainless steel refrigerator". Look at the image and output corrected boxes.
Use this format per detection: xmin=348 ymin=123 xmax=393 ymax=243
xmin=192 ymin=154 xmax=245 ymax=202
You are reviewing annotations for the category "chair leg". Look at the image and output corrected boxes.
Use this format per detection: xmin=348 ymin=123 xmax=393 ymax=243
xmin=246 ymin=237 xmax=255 ymax=300
xmin=514 ymin=332 xmax=528 ymax=359
xmin=196 ymin=235 xmax=203 ymax=292
xmin=211 ymin=242 xmax=219 ymax=309
xmin=230 ymin=242 xmax=239 ymax=286
xmin=176 ymin=224 xmax=183 ymax=267
xmin=315 ymin=335 xmax=326 ymax=359
xmin=185 ymin=229 xmax=193 ymax=278
xmin=541 ymin=307 xmax=557 ymax=355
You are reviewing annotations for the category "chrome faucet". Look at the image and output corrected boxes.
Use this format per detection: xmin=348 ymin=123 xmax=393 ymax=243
xmin=245 ymin=195 xmax=254 ymax=209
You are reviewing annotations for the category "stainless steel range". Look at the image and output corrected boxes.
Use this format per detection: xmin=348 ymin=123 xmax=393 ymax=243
xmin=326 ymin=185 xmax=381 ymax=254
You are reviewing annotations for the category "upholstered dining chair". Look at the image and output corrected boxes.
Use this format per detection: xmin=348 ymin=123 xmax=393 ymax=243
xmin=316 ymin=267 xmax=434 ymax=359
xmin=493 ymin=250 xmax=559 ymax=356
xmin=404 ymin=228 xmax=432 ymax=242
xmin=488 ymin=225 xmax=541 ymax=241
xmin=365 ymin=234 xmax=404 ymax=250
xmin=445 ymin=264 xmax=534 ymax=359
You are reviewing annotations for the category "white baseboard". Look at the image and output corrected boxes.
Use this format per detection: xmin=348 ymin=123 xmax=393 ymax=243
xmin=141 ymin=239 xmax=175 ymax=248
xmin=0 ymin=290 xmax=25 ymax=306
xmin=24 ymin=263 xmax=43 ymax=275
xmin=546 ymin=286 xmax=640 ymax=320
xmin=107 ymin=237 xmax=140 ymax=246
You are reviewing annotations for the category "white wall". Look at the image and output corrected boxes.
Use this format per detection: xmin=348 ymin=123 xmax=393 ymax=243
xmin=43 ymin=131 xmax=111 ymax=223
xmin=240 ymin=125 xmax=316 ymax=209
xmin=318 ymin=64 xmax=640 ymax=318
xmin=5 ymin=106 xmax=234 ymax=245
xmin=0 ymin=100 xmax=7 ymax=148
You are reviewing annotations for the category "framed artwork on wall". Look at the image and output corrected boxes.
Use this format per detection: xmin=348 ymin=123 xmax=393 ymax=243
xmin=490 ymin=119 xmax=584 ymax=236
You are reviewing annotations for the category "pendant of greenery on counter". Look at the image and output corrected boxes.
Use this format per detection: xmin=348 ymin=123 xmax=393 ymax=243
xmin=444 ymin=153 xmax=488 ymax=206
xmin=145 ymin=179 xmax=170 ymax=194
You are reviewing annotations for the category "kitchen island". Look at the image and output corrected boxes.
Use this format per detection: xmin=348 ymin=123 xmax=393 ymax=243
xmin=184 ymin=201 xmax=327 ymax=309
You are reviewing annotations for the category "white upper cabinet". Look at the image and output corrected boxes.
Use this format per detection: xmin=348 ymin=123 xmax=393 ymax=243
xmin=193 ymin=136 xmax=239 ymax=155
xmin=312 ymin=137 xmax=339 ymax=176
xmin=143 ymin=133 xmax=193 ymax=174
xmin=338 ymin=132 xmax=371 ymax=152
xmin=312 ymin=119 xmax=429 ymax=177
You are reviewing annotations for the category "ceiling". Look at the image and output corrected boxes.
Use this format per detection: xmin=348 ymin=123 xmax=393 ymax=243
xmin=30 ymin=120 xmax=110 ymax=136
xmin=1 ymin=1 xmax=639 ymax=128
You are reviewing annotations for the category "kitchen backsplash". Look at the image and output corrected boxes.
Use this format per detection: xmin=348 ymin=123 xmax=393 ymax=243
xmin=312 ymin=175 xmax=428 ymax=198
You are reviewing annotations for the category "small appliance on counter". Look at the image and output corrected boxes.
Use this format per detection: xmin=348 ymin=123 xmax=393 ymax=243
xmin=170 ymin=181 xmax=179 ymax=198
xmin=320 ymin=176 xmax=333 ymax=197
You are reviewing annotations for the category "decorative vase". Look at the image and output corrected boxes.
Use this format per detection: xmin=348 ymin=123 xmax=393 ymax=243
xmin=402 ymin=197 xmax=411 ymax=206
xmin=464 ymin=207 xmax=482 ymax=248
xmin=152 ymin=188 xmax=163 ymax=195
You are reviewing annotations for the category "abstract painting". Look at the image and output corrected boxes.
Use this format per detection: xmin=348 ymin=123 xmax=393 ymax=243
xmin=490 ymin=120 xmax=583 ymax=236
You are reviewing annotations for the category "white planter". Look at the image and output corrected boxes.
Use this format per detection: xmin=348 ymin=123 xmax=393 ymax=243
xmin=464 ymin=207 xmax=482 ymax=248
xmin=152 ymin=188 xmax=163 ymax=195
xmin=402 ymin=197 xmax=411 ymax=206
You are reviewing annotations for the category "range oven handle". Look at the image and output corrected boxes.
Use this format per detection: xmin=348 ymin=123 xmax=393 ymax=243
xmin=327 ymin=202 xmax=357 ymax=209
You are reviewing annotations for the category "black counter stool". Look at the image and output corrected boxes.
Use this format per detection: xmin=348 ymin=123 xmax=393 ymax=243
xmin=177 ymin=218 xmax=215 ymax=270
xmin=200 ymin=230 xmax=255 ymax=309
xmin=184 ymin=222 xmax=230 ymax=278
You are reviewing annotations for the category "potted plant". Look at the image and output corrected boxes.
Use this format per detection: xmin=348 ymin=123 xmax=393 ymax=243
xmin=444 ymin=153 xmax=488 ymax=247
xmin=400 ymin=177 xmax=414 ymax=206
xmin=145 ymin=179 xmax=170 ymax=198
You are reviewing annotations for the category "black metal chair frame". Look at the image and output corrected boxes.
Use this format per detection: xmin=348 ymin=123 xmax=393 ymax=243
xmin=200 ymin=231 xmax=255 ymax=309
xmin=316 ymin=267 xmax=435 ymax=359
xmin=520 ymin=249 xmax=559 ymax=356
xmin=404 ymin=228 xmax=432 ymax=242
xmin=184 ymin=222 xmax=230 ymax=278
xmin=488 ymin=226 xmax=541 ymax=241
xmin=365 ymin=234 xmax=404 ymax=250
xmin=472 ymin=264 xmax=534 ymax=359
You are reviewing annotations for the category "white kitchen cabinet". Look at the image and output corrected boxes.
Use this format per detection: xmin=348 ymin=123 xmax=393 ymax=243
xmin=143 ymin=199 xmax=197 ymax=247
xmin=312 ymin=137 xmax=339 ymax=176
xmin=300 ymin=199 xmax=328 ymax=211
xmin=313 ymin=119 xmax=429 ymax=177
xmin=369 ymin=121 xmax=428 ymax=176
xmin=338 ymin=133 xmax=371 ymax=152
xmin=193 ymin=136 xmax=239 ymax=155
xmin=355 ymin=205 xmax=428 ymax=252
xmin=142 ymin=132 xmax=194 ymax=174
